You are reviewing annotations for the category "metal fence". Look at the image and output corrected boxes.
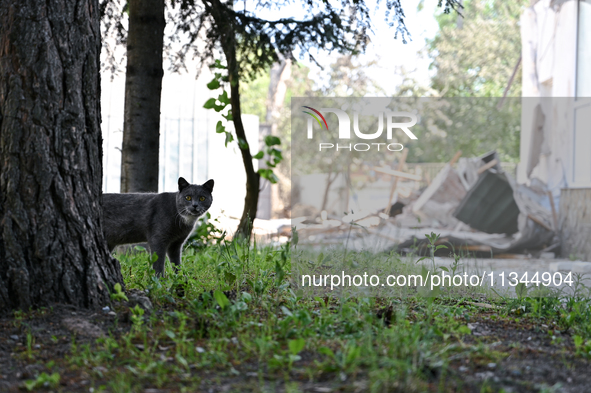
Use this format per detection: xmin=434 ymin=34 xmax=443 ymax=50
xmin=101 ymin=113 xmax=213 ymax=193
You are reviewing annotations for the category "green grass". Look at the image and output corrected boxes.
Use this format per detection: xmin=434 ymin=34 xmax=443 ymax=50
xmin=77 ymin=241 xmax=472 ymax=391
xmin=13 ymin=235 xmax=591 ymax=392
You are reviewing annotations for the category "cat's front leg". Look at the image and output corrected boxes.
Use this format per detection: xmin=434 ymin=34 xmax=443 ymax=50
xmin=148 ymin=238 xmax=168 ymax=276
xmin=167 ymin=240 xmax=184 ymax=274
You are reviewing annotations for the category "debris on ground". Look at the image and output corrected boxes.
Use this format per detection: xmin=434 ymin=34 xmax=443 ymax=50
xmin=292 ymin=150 xmax=558 ymax=257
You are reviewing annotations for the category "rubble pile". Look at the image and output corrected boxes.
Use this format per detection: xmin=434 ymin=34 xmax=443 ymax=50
xmin=293 ymin=151 xmax=558 ymax=257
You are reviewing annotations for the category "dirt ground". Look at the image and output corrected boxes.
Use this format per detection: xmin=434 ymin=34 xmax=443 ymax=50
xmin=452 ymin=315 xmax=591 ymax=393
xmin=0 ymin=298 xmax=590 ymax=393
xmin=0 ymin=304 xmax=123 ymax=392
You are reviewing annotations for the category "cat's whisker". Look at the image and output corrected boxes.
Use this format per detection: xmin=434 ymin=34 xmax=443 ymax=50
xmin=175 ymin=210 xmax=183 ymax=227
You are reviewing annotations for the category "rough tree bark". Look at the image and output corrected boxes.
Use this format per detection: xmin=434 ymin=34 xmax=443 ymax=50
xmin=0 ymin=0 xmax=124 ymax=311
xmin=205 ymin=0 xmax=260 ymax=237
xmin=120 ymin=0 xmax=165 ymax=193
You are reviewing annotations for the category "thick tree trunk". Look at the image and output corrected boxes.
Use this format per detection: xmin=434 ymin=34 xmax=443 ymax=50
xmin=0 ymin=0 xmax=124 ymax=311
xmin=120 ymin=0 xmax=165 ymax=193
xmin=205 ymin=0 xmax=260 ymax=238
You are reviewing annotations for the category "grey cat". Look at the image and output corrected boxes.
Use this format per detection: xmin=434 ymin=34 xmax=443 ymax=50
xmin=103 ymin=177 xmax=214 ymax=276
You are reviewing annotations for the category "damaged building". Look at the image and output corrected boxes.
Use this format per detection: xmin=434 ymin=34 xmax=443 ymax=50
xmin=290 ymin=0 xmax=590 ymax=261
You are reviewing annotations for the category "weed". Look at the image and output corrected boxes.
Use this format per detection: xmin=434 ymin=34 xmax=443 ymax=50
xmin=110 ymin=282 xmax=129 ymax=302
xmin=24 ymin=372 xmax=60 ymax=391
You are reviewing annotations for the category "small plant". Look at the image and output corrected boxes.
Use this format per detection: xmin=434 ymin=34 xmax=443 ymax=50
xmin=269 ymin=338 xmax=306 ymax=372
xmin=110 ymin=282 xmax=128 ymax=302
xmin=213 ymin=289 xmax=230 ymax=310
xmin=25 ymin=331 xmax=35 ymax=359
xmin=13 ymin=309 xmax=25 ymax=328
xmin=130 ymin=304 xmax=145 ymax=330
xmin=318 ymin=341 xmax=362 ymax=376
xmin=416 ymin=232 xmax=448 ymax=267
xmin=574 ymin=335 xmax=591 ymax=358
xmin=24 ymin=372 xmax=60 ymax=391
xmin=287 ymin=338 xmax=306 ymax=368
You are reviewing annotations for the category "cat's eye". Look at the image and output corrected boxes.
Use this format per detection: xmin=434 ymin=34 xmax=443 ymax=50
xmin=185 ymin=196 xmax=192 ymax=201
xmin=199 ymin=196 xmax=205 ymax=201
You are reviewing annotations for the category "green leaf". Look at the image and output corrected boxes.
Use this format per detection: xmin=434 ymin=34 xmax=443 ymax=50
xmin=111 ymin=283 xmax=128 ymax=302
xmin=264 ymin=135 xmax=281 ymax=146
xmin=224 ymin=131 xmax=234 ymax=147
xmin=421 ymin=266 xmax=429 ymax=280
xmin=268 ymin=173 xmax=279 ymax=184
xmin=258 ymin=169 xmax=279 ymax=184
xmin=346 ymin=346 xmax=361 ymax=363
xmin=280 ymin=305 xmax=293 ymax=317
xmin=241 ymin=292 xmax=252 ymax=303
xmin=574 ymin=335 xmax=583 ymax=348
xmin=288 ymin=338 xmax=306 ymax=355
xmin=253 ymin=151 xmax=264 ymax=159
xmin=134 ymin=245 xmax=146 ymax=251
xmin=318 ymin=346 xmax=335 ymax=359
xmin=132 ymin=304 xmax=145 ymax=316
xmin=213 ymin=290 xmax=230 ymax=309
xmin=224 ymin=271 xmax=236 ymax=285
xmin=203 ymin=98 xmax=217 ymax=109
xmin=515 ymin=282 xmax=528 ymax=299
xmin=207 ymin=78 xmax=220 ymax=90
xmin=24 ymin=380 xmax=37 ymax=391
xmin=457 ymin=325 xmax=472 ymax=335
xmin=258 ymin=168 xmax=271 ymax=177
xmin=176 ymin=354 xmax=189 ymax=368
xmin=218 ymin=90 xmax=230 ymax=105
xmin=270 ymin=148 xmax=283 ymax=158
xmin=415 ymin=256 xmax=428 ymax=264
xmin=215 ymin=120 xmax=225 ymax=134
xmin=211 ymin=59 xmax=226 ymax=69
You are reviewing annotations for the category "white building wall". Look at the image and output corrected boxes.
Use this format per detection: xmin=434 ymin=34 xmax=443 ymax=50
xmin=518 ymin=0 xmax=589 ymax=201
xmin=101 ymin=66 xmax=261 ymax=221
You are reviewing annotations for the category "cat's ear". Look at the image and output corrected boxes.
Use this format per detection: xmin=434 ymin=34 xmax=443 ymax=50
xmin=178 ymin=177 xmax=190 ymax=192
xmin=203 ymin=179 xmax=214 ymax=193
